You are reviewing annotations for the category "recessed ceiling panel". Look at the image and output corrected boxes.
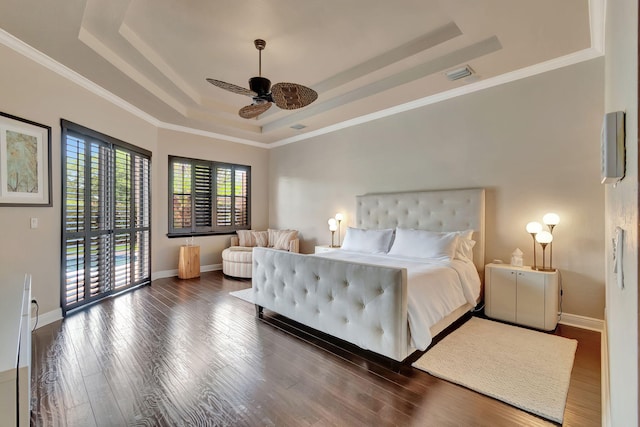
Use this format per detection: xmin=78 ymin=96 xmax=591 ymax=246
xmin=0 ymin=0 xmax=594 ymax=144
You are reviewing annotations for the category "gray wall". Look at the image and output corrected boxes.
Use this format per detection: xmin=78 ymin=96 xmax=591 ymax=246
xmin=269 ymin=58 xmax=605 ymax=320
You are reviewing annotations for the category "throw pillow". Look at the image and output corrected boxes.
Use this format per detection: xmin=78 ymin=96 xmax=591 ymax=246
xmin=270 ymin=229 xmax=298 ymax=250
xmin=252 ymin=231 xmax=269 ymax=247
xmin=237 ymin=230 xmax=255 ymax=247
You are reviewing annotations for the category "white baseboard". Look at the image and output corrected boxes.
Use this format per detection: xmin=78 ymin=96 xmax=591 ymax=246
xmin=558 ymin=312 xmax=604 ymax=332
xmin=202 ymin=264 xmax=222 ymax=273
xmin=601 ymin=319 xmax=611 ymax=427
xmin=31 ymin=307 xmax=63 ymax=330
xmin=152 ymin=269 xmax=178 ymax=280
xmin=151 ymin=263 xmax=221 ymax=280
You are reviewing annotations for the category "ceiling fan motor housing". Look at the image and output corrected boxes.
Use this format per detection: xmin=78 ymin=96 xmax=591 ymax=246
xmin=249 ymin=76 xmax=272 ymax=99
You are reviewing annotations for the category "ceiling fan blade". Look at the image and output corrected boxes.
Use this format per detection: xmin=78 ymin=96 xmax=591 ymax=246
xmin=239 ymin=102 xmax=272 ymax=119
xmin=206 ymin=78 xmax=257 ymax=97
xmin=271 ymin=83 xmax=318 ymax=110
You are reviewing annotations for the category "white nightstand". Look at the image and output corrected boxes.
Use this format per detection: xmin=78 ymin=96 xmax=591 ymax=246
xmin=314 ymin=245 xmax=340 ymax=254
xmin=484 ymin=263 xmax=559 ymax=331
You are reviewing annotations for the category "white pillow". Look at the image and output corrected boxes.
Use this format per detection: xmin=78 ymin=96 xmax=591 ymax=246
xmin=456 ymin=238 xmax=476 ymax=262
xmin=453 ymin=229 xmax=475 ymax=261
xmin=455 ymin=229 xmax=474 ymax=241
xmin=341 ymin=227 xmax=394 ymax=254
xmin=388 ymin=228 xmax=459 ymax=260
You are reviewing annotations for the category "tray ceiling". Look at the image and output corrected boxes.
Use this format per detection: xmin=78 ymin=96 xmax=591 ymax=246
xmin=0 ymin=0 xmax=600 ymax=146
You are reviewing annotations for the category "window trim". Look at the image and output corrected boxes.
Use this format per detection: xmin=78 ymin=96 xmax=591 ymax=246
xmin=167 ymin=155 xmax=251 ymax=237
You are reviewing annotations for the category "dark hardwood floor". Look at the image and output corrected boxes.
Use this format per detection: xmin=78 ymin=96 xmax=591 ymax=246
xmin=31 ymin=271 xmax=601 ymax=426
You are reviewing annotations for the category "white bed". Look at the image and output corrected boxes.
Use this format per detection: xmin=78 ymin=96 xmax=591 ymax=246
xmin=252 ymin=188 xmax=485 ymax=363
xmin=313 ymin=250 xmax=481 ymax=351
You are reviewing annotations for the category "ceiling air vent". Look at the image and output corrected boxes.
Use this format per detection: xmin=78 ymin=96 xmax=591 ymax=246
xmin=290 ymin=124 xmax=307 ymax=130
xmin=445 ymin=65 xmax=474 ymax=81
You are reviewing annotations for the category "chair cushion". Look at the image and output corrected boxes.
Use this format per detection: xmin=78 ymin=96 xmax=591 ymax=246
xmin=222 ymin=246 xmax=253 ymax=263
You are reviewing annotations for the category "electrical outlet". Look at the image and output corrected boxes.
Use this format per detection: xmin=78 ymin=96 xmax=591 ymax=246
xmin=30 ymin=217 xmax=38 ymax=229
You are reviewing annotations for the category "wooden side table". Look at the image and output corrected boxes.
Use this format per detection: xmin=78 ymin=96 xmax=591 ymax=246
xmin=178 ymin=245 xmax=200 ymax=279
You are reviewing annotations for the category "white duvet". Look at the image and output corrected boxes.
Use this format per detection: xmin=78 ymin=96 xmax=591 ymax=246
xmin=313 ymin=250 xmax=481 ymax=350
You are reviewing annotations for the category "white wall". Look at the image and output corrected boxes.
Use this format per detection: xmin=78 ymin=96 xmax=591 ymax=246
xmin=0 ymin=43 xmax=269 ymax=318
xmin=269 ymin=58 xmax=605 ymax=320
xmin=604 ymin=0 xmax=638 ymax=424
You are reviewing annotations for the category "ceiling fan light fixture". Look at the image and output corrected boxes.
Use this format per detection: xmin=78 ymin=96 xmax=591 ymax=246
xmin=445 ymin=65 xmax=474 ymax=81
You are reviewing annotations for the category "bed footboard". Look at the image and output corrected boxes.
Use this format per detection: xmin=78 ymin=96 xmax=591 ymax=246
xmin=252 ymin=247 xmax=409 ymax=361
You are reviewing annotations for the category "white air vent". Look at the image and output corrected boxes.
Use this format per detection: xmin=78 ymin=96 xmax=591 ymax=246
xmin=445 ymin=65 xmax=474 ymax=81
xmin=290 ymin=123 xmax=307 ymax=130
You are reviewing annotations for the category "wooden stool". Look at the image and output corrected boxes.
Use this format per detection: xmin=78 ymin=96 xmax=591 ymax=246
xmin=178 ymin=245 xmax=200 ymax=279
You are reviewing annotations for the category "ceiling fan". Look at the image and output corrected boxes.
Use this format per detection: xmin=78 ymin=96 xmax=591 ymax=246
xmin=206 ymin=39 xmax=318 ymax=119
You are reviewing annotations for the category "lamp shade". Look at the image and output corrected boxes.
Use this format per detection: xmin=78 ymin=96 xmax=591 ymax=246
xmin=328 ymin=218 xmax=337 ymax=227
xmin=535 ymin=230 xmax=553 ymax=244
xmin=543 ymin=213 xmax=560 ymax=226
xmin=329 ymin=223 xmax=338 ymax=231
xmin=335 ymin=213 xmax=344 ymax=221
xmin=526 ymin=221 xmax=543 ymax=234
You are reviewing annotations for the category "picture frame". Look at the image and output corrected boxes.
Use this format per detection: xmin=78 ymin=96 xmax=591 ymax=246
xmin=0 ymin=111 xmax=52 ymax=206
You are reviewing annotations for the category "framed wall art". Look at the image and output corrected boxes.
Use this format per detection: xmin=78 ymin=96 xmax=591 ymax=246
xmin=0 ymin=112 xmax=52 ymax=206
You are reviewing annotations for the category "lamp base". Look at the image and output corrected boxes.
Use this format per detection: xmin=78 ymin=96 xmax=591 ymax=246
xmin=532 ymin=267 xmax=557 ymax=272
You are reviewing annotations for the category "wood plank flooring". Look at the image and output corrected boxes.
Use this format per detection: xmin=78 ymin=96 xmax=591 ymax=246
xmin=31 ymin=271 xmax=601 ymax=426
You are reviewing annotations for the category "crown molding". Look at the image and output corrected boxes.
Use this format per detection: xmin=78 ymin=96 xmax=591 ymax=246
xmin=0 ymin=28 xmax=161 ymax=127
xmin=0 ymin=0 xmax=605 ymax=149
xmin=158 ymin=122 xmax=267 ymax=148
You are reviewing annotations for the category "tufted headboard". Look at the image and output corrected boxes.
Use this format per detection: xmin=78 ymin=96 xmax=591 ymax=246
xmin=356 ymin=188 xmax=486 ymax=273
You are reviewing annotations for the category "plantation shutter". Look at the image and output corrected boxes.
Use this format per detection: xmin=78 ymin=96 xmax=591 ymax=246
xmin=168 ymin=157 xmax=250 ymax=236
xmin=171 ymin=160 xmax=192 ymax=231
xmin=62 ymin=120 xmax=151 ymax=314
xmin=234 ymin=167 xmax=249 ymax=227
xmin=215 ymin=165 xmax=232 ymax=228
xmin=194 ymin=162 xmax=213 ymax=230
xmin=134 ymin=155 xmax=151 ymax=282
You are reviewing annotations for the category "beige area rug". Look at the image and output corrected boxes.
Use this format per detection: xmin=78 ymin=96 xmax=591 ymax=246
xmin=230 ymin=288 xmax=254 ymax=303
xmin=412 ymin=317 xmax=577 ymax=424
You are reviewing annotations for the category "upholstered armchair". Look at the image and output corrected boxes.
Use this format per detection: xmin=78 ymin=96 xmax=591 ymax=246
xmin=222 ymin=229 xmax=299 ymax=278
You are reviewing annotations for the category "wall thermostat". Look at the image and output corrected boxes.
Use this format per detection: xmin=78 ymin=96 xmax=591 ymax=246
xmin=601 ymin=111 xmax=625 ymax=184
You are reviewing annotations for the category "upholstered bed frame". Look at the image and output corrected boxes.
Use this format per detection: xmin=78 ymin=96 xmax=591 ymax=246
xmin=252 ymin=188 xmax=485 ymax=362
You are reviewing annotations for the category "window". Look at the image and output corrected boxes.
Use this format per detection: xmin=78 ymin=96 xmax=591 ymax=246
xmin=168 ymin=156 xmax=250 ymax=236
xmin=61 ymin=120 xmax=151 ymax=313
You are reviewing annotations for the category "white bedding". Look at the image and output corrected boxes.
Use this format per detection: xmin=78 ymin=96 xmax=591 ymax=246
xmin=313 ymin=250 xmax=481 ymax=350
